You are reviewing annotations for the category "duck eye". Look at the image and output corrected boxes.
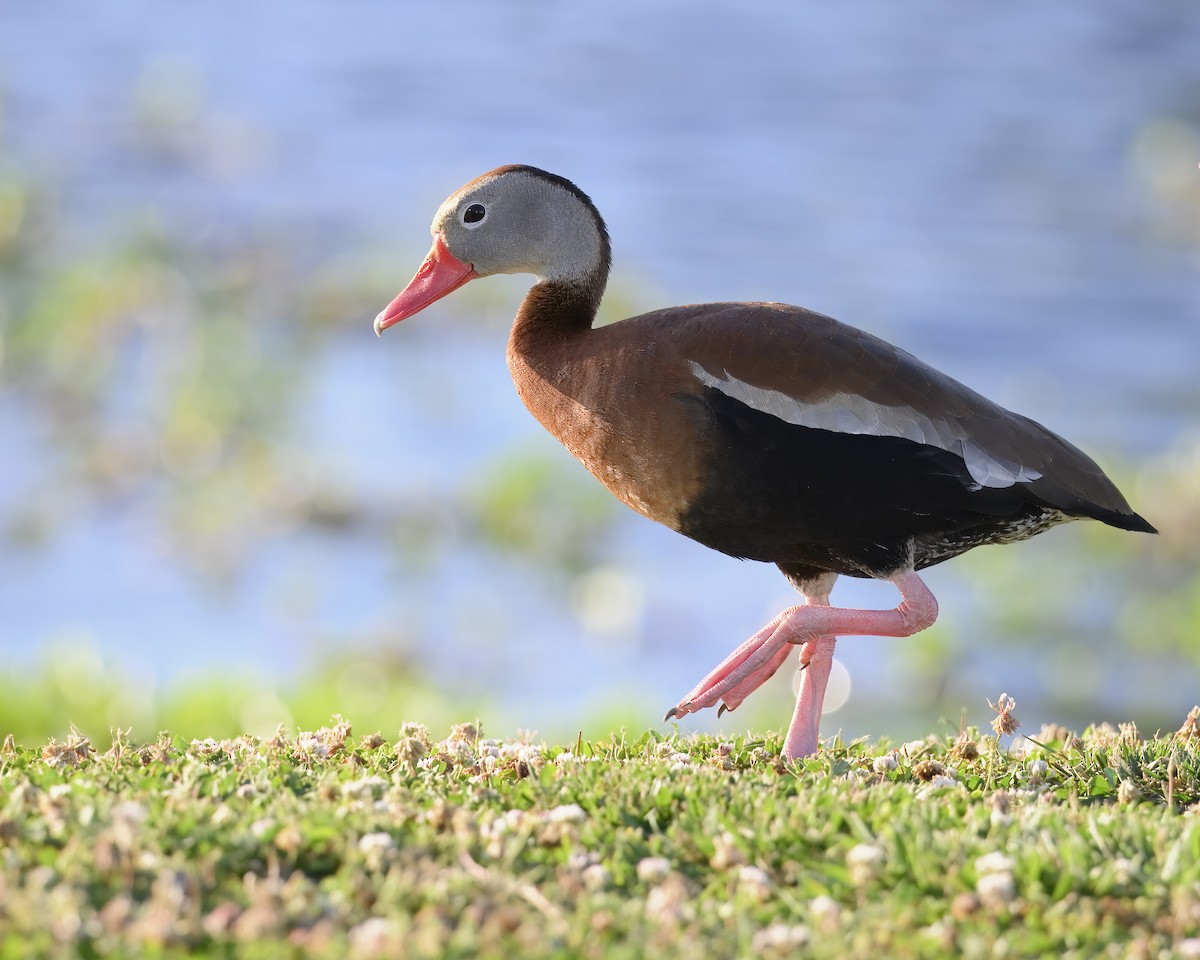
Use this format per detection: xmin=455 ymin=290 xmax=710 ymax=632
xmin=462 ymin=203 xmax=487 ymax=227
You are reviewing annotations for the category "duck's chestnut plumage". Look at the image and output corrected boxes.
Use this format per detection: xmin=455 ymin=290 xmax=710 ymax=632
xmin=376 ymin=164 xmax=1155 ymax=759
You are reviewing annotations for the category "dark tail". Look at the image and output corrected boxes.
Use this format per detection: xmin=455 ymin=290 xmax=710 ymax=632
xmin=1092 ymin=506 xmax=1157 ymax=535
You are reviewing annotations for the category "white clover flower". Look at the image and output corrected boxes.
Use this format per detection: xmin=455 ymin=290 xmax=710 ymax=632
xmin=249 ymin=818 xmax=275 ymax=839
xmin=222 ymin=737 xmax=256 ymax=759
xmin=646 ymin=880 xmax=686 ymax=923
xmin=1178 ymin=938 xmax=1200 ymax=959
xmin=297 ymin=735 xmax=329 ymax=758
xmin=515 ymin=745 xmax=544 ymax=773
xmin=397 ymin=721 xmax=430 ymax=742
xmin=710 ymin=832 xmax=747 ymax=870
xmin=752 ymin=924 xmax=811 ymax=951
xmin=441 ymin=738 xmax=474 ymax=766
xmin=667 ymin=752 xmax=692 ymax=770
xmin=975 ymin=852 xmax=1014 ymax=875
xmin=348 ymin=917 xmax=401 ymax=954
xmin=358 ymin=832 xmax=395 ymax=854
xmin=976 ymin=870 xmax=1016 ymax=908
xmin=358 ymin=832 xmax=395 ymax=871
xmin=340 ymin=776 xmax=388 ymax=800
xmin=846 ymin=843 xmax=885 ymax=886
xmin=872 ymin=754 xmax=898 ymax=774
xmin=637 ymin=857 xmax=672 ymax=883
xmin=1113 ymin=857 xmax=1138 ymax=885
xmin=481 ymin=809 xmax=527 ymax=840
xmin=547 ymin=803 xmax=586 ymax=824
xmin=582 ymin=863 xmax=610 ymax=890
xmin=189 ymin=738 xmax=221 ymax=758
xmin=810 ymin=894 xmax=841 ymax=930
xmin=738 ymin=865 xmax=772 ymax=899
xmin=975 ymin=851 xmax=1017 ymax=909
xmin=566 ymin=851 xmax=599 ymax=876
xmin=111 ymin=801 xmax=149 ymax=852
xmin=112 ymin=800 xmax=148 ymax=824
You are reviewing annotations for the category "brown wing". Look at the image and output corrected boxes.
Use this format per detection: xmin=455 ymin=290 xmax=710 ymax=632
xmin=620 ymin=301 xmax=1150 ymax=530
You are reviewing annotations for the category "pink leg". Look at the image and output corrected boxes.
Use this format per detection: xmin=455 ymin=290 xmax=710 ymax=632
xmin=784 ymin=582 xmax=835 ymax=760
xmin=664 ymin=570 xmax=939 ymax=759
xmin=784 ymin=634 xmax=835 ymax=759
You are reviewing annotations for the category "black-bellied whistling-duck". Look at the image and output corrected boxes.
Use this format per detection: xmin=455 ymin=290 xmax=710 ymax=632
xmin=374 ymin=164 xmax=1156 ymax=760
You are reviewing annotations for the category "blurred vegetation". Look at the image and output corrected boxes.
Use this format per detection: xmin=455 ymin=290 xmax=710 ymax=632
xmin=0 ymin=638 xmax=468 ymax=750
xmin=0 ymin=630 xmax=652 ymax=751
xmin=0 ymin=166 xmax=337 ymax=577
xmin=0 ymin=153 xmax=619 ymax=578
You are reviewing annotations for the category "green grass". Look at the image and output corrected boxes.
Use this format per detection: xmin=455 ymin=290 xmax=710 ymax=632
xmin=3 ymin=715 xmax=1200 ymax=959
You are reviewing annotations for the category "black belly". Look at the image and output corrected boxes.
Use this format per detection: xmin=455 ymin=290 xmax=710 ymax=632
xmin=674 ymin=387 xmax=1066 ymax=579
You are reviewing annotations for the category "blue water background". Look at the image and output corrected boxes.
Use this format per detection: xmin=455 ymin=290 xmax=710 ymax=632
xmin=0 ymin=2 xmax=1197 ymax=738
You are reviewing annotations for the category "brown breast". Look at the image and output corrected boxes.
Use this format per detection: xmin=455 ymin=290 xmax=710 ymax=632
xmin=506 ymin=319 xmax=707 ymax=531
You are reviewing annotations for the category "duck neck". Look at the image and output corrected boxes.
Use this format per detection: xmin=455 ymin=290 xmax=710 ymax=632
xmin=509 ymin=272 xmax=606 ymax=357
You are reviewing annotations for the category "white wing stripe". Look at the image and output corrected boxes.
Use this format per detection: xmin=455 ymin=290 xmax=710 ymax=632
xmin=688 ymin=362 xmax=1043 ymax=489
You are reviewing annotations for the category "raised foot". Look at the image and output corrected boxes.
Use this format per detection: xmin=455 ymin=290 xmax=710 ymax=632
xmin=663 ymin=570 xmax=939 ymax=762
xmin=664 ymin=608 xmax=809 ymax=721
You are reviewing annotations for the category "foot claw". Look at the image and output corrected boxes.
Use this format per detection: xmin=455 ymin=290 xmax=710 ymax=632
xmin=717 ymin=703 xmax=727 ymax=718
xmin=663 ymin=707 xmax=679 ymax=722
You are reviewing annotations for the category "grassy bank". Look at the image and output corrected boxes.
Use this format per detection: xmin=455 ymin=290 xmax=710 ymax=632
xmin=2 ymin=713 xmax=1200 ymax=959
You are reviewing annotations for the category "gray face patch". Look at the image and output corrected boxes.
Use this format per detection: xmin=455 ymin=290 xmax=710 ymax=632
xmin=433 ymin=171 xmax=604 ymax=284
xmin=688 ymin=362 xmax=1044 ymax=489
